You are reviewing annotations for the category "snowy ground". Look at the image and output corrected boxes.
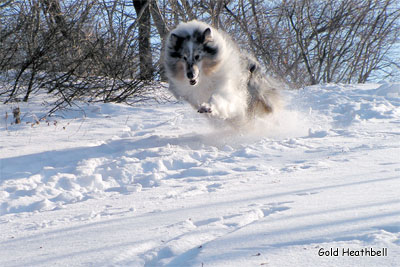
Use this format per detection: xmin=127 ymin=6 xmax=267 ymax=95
xmin=0 ymin=83 xmax=399 ymax=267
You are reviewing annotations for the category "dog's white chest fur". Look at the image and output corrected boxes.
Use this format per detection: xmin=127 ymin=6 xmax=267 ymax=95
xmin=173 ymin=75 xmax=214 ymax=107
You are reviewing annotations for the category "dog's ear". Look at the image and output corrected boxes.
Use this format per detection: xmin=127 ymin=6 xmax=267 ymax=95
xmin=170 ymin=33 xmax=183 ymax=49
xmin=202 ymin=28 xmax=212 ymax=43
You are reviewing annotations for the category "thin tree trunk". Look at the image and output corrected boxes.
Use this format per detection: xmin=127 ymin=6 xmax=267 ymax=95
xmin=149 ymin=0 xmax=169 ymax=81
xmin=133 ymin=0 xmax=154 ymax=81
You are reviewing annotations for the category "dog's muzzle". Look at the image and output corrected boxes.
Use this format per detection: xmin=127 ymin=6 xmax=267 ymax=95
xmin=187 ymin=70 xmax=198 ymax=86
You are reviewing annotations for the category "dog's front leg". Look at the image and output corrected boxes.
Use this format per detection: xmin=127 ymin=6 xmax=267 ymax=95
xmin=198 ymin=91 xmax=247 ymax=120
xmin=198 ymin=103 xmax=212 ymax=113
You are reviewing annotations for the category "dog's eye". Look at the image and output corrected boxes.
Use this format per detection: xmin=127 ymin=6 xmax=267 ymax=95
xmin=183 ymin=56 xmax=187 ymax=61
xmin=194 ymin=55 xmax=200 ymax=60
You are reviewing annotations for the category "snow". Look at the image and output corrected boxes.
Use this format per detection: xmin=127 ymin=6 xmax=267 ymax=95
xmin=1 ymin=82 xmax=399 ymax=266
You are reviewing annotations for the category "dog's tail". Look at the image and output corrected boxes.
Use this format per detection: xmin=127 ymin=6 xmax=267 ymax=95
xmin=245 ymin=55 xmax=283 ymax=117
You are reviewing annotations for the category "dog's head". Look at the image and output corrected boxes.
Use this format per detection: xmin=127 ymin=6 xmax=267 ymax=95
xmin=166 ymin=25 xmax=219 ymax=86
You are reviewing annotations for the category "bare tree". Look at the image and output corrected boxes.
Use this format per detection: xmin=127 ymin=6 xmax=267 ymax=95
xmin=133 ymin=0 xmax=154 ymax=80
xmin=0 ymin=0 xmax=154 ymax=114
xmin=1 ymin=0 xmax=399 ymax=116
xmin=220 ymin=0 xmax=400 ymax=86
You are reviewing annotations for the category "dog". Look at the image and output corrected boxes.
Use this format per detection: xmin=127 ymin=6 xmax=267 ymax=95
xmin=164 ymin=20 xmax=281 ymax=126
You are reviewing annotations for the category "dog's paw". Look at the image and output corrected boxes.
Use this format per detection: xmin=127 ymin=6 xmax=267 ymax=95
xmin=198 ymin=104 xmax=212 ymax=114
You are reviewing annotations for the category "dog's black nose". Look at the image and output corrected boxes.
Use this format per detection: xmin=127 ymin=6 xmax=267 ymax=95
xmin=187 ymin=72 xmax=194 ymax=79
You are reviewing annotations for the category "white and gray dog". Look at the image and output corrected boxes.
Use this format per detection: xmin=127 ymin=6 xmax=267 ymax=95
xmin=164 ymin=20 xmax=281 ymax=126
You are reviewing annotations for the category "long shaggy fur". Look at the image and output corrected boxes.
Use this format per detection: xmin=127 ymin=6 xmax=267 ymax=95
xmin=164 ymin=20 xmax=282 ymax=126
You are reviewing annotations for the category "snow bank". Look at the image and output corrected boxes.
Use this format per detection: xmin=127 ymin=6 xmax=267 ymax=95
xmin=0 ymin=83 xmax=399 ymax=266
xmin=1 ymin=83 xmax=399 ymax=215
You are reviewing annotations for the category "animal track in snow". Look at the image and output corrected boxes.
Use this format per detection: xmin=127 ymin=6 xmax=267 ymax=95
xmin=138 ymin=203 xmax=291 ymax=265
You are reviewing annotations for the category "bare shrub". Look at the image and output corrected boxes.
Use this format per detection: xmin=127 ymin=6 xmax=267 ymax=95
xmin=0 ymin=0 xmax=399 ymax=115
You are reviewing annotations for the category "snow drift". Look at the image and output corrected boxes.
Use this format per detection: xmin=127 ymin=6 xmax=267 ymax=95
xmin=0 ymin=83 xmax=399 ymax=266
